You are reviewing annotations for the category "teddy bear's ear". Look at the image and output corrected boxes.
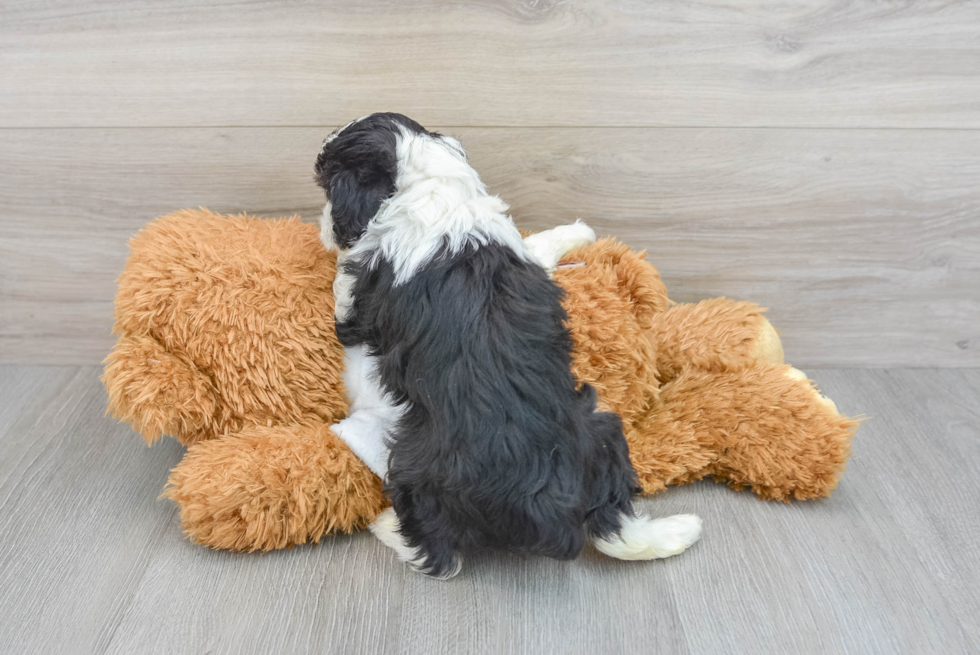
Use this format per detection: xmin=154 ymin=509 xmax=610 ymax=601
xmin=618 ymin=248 xmax=670 ymax=329
xmin=580 ymin=239 xmax=670 ymax=329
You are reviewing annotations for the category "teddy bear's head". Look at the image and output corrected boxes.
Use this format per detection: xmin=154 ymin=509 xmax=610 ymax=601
xmin=554 ymin=239 xmax=668 ymax=422
xmin=105 ymin=209 xmax=348 ymax=445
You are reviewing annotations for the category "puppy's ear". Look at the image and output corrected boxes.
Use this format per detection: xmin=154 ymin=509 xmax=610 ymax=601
xmin=325 ymin=168 xmax=395 ymax=248
xmin=315 ymin=122 xmax=398 ymax=249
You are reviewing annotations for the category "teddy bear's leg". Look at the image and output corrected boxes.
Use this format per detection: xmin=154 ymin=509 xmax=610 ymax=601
xmin=164 ymin=423 xmax=385 ymax=551
xmin=102 ymin=334 xmax=217 ymax=446
xmin=630 ymin=365 xmax=857 ymax=501
xmin=648 ymin=298 xmax=784 ymax=382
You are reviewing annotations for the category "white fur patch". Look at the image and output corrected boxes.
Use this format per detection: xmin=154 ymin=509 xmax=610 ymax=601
xmin=370 ymin=507 xmax=463 ymax=580
xmin=329 ymin=345 xmax=402 ymax=478
xmin=593 ymin=512 xmax=702 ymax=560
xmin=346 ymin=127 xmax=532 ymax=285
xmin=523 ymin=220 xmax=597 ymax=274
xmin=332 ymin=247 xmax=355 ymax=322
xmin=329 ymin=413 xmax=390 ymax=478
xmin=319 ymin=201 xmax=338 ymax=251
xmin=370 ymin=507 xmax=424 ymax=565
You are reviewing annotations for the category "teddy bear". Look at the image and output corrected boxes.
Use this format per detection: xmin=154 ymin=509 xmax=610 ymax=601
xmin=103 ymin=209 xmax=857 ymax=552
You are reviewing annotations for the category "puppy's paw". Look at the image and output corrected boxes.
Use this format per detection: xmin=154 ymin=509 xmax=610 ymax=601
xmin=646 ymin=514 xmax=703 ymax=557
xmin=524 ymin=220 xmax=597 ymax=273
xmin=370 ymin=507 xmax=421 ymax=563
xmin=371 ymin=508 xmax=463 ymax=580
xmin=410 ymin=554 xmax=464 ymax=581
xmin=594 ymin=513 xmax=703 ymax=560
xmin=554 ymin=219 xmax=598 ymax=251
xmin=545 ymin=220 xmax=597 ymax=260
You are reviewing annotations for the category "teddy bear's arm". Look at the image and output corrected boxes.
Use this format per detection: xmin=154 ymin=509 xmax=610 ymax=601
xmin=628 ymin=364 xmax=856 ymax=501
xmin=102 ymin=334 xmax=217 ymax=445
xmin=165 ymin=423 xmax=386 ymax=551
xmin=647 ymin=298 xmax=784 ymax=382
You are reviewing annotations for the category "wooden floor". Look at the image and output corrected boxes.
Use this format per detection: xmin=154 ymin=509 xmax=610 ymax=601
xmin=1 ymin=365 xmax=977 ymax=654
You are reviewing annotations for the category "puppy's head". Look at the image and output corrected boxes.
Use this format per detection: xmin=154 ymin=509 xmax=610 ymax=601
xmin=315 ymin=112 xmax=471 ymax=250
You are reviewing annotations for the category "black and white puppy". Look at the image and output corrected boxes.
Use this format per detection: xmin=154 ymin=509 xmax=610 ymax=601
xmin=315 ymin=113 xmax=701 ymax=579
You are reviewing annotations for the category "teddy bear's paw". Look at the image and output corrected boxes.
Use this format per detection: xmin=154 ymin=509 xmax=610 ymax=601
xmin=593 ymin=513 xmax=703 ymax=560
xmin=523 ymin=220 xmax=597 ymax=273
xmin=753 ymin=317 xmax=786 ymax=366
xmin=785 ymin=367 xmax=839 ymax=413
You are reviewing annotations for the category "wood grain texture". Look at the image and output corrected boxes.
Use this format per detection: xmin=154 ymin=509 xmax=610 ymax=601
xmin=2 ymin=1 xmax=979 ymax=128
xmin=0 ymin=366 xmax=185 ymax=654
xmin=668 ymin=368 xmax=980 ymax=654
xmin=2 ymin=127 xmax=977 ymax=366
xmin=0 ymin=366 xmax=977 ymax=654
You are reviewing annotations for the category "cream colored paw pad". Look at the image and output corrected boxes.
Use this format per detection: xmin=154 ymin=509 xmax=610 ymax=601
xmin=785 ymin=367 xmax=839 ymax=414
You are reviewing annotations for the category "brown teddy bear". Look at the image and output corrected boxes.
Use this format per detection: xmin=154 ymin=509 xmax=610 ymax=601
xmin=103 ymin=209 xmax=857 ymax=552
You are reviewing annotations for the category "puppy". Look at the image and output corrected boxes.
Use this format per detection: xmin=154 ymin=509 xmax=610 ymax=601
xmin=315 ymin=113 xmax=701 ymax=579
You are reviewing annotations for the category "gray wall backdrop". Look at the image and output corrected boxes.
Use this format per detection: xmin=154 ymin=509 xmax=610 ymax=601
xmin=1 ymin=1 xmax=978 ymax=367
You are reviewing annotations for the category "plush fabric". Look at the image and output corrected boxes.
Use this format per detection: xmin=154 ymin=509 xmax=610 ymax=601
xmin=104 ymin=209 xmax=858 ymax=551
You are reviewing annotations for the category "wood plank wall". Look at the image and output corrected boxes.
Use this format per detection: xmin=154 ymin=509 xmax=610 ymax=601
xmin=1 ymin=1 xmax=978 ymax=366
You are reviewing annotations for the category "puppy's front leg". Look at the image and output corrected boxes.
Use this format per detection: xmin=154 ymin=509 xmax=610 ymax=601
xmin=329 ymin=345 xmax=401 ymax=478
xmin=329 ymin=410 xmax=395 ymax=479
xmin=522 ymin=220 xmax=597 ymax=274
xmin=333 ymin=249 xmax=356 ymax=324
xmin=370 ymin=507 xmax=464 ymax=580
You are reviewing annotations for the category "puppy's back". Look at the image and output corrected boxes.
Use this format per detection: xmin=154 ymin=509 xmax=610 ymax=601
xmin=344 ymin=240 xmax=603 ymax=556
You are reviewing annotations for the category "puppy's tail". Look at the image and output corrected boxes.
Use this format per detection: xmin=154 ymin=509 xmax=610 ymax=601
xmin=592 ymin=512 xmax=702 ymax=560
xmin=578 ymin=384 xmax=703 ymax=560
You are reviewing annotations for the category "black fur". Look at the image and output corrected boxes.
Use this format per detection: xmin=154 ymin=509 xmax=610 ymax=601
xmin=314 ymin=113 xmax=432 ymax=248
xmin=339 ymin=242 xmax=638 ymax=577
xmin=317 ymin=112 xmax=641 ymax=578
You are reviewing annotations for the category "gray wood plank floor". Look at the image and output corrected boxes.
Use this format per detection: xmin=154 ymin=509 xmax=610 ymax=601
xmin=0 ymin=366 xmax=977 ymax=654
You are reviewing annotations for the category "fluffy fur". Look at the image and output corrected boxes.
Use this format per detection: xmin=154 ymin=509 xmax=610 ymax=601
xmin=593 ymin=513 xmax=703 ymax=560
xmin=104 ymin=210 xmax=859 ymax=553
xmin=329 ymin=344 xmax=403 ymax=478
xmin=165 ymin=422 xmax=383 ymax=551
xmin=321 ymin=118 xmax=530 ymax=285
xmin=103 ymin=208 xmax=348 ymax=445
xmin=314 ymin=113 xmax=695 ymax=577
